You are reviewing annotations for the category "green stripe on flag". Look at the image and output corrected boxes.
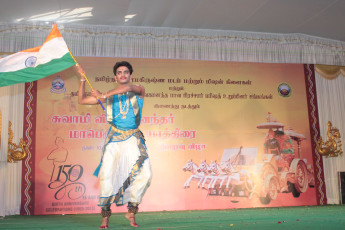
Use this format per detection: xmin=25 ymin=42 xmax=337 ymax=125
xmin=0 ymin=53 xmax=76 ymax=87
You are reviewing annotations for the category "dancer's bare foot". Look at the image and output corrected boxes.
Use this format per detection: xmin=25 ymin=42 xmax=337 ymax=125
xmin=98 ymin=216 xmax=109 ymax=229
xmin=125 ymin=213 xmax=139 ymax=227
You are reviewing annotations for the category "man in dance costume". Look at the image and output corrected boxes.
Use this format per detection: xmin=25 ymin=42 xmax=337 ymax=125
xmin=77 ymin=61 xmax=152 ymax=229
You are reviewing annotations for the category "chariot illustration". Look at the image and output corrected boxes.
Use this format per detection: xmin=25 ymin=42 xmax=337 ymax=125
xmin=254 ymin=113 xmax=315 ymax=204
xmin=182 ymin=112 xmax=315 ymax=205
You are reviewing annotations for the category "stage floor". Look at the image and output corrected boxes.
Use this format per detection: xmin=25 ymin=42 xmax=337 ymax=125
xmin=1 ymin=205 xmax=344 ymax=229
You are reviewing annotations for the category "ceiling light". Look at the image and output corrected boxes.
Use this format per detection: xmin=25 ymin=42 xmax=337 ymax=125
xmin=125 ymin=14 xmax=136 ymax=19
xmin=15 ymin=7 xmax=93 ymax=24
xmin=124 ymin=14 xmax=136 ymax=22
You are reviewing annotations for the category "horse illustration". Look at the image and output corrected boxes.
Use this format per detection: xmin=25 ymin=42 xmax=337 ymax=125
xmin=199 ymin=160 xmax=219 ymax=189
xmin=209 ymin=160 xmax=231 ymax=189
xmin=183 ymin=159 xmax=205 ymax=188
xmin=223 ymin=163 xmax=253 ymax=195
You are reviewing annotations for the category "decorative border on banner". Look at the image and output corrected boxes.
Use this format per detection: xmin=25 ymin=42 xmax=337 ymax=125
xmin=304 ymin=64 xmax=327 ymax=205
xmin=20 ymin=82 xmax=37 ymax=215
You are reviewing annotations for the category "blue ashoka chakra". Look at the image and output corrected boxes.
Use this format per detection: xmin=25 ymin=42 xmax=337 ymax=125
xmin=25 ymin=56 xmax=37 ymax=67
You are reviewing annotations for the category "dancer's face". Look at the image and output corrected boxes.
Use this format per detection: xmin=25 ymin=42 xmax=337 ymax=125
xmin=115 ymin=66 xmax=132 ymax=84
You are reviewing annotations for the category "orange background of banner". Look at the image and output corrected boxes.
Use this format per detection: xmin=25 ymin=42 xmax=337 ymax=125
xmin=34 ymin=57 xmax=317 ymax=214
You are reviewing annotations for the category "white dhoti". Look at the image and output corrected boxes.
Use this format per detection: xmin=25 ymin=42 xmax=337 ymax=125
xmin=98 ymin=135 xmax=152 ymax=207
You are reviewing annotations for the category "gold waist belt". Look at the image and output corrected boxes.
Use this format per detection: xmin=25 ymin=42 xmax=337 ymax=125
xmin=110 ymin=123 xmax=139 ymax=136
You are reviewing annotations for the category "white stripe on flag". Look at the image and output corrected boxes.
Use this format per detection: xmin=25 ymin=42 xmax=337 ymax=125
xmin=35 ymin=37 xmax=70 ymax=66
xmin=0 ymin=52 xmax=38 ymax=72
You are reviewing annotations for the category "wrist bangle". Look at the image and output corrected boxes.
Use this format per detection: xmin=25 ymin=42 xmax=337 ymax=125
xmin=80 ymin=79 xmax=86 ymax=82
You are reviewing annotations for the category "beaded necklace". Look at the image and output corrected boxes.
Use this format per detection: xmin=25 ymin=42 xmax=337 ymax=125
xmin=118 ymin=92 xmax=129 ymax=119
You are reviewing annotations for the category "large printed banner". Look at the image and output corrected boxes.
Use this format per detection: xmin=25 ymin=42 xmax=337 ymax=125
xmin=20 ymin=57 xmax=324 ymax=215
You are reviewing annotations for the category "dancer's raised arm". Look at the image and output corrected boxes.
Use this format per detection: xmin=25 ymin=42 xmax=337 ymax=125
xmin=76 ymin=64 xmax=104 ymax=105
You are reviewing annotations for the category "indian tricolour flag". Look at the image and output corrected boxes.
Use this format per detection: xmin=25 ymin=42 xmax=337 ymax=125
xmin=0 ymin=24 xmax=76 ymax=87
